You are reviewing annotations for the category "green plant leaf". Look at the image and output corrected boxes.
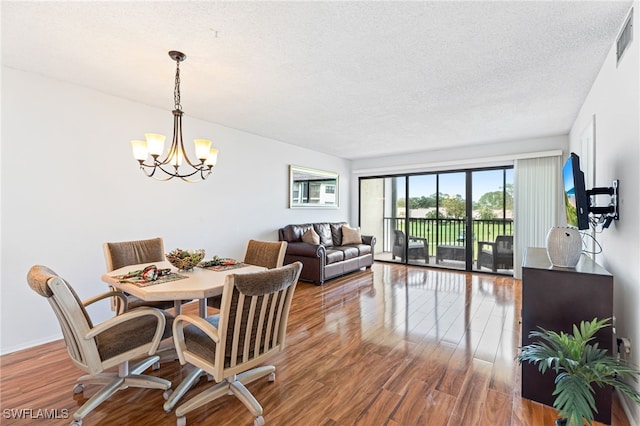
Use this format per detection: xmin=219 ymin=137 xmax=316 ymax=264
xmin=553 ymin=373 xmax=596 ymax=425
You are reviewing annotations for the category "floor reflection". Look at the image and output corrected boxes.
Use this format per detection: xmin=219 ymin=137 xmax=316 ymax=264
xmin=350 ymin=263 xmax=520 ymax=366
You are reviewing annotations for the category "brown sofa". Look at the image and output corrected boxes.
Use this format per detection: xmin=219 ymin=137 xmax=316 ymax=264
xmin=278 ymin=222 xmax=376 ymax=285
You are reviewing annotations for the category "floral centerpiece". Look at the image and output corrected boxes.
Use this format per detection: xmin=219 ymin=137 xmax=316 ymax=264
xmin=166 ymin=248 xmax=205 ymax=271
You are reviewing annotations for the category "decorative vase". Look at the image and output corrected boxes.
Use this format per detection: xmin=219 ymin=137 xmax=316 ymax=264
xmin=546 ymin=226 xmax=582 ymax=268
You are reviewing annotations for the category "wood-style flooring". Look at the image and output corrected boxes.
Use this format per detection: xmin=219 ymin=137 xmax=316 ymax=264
xmin=0 ymin=263 xmax=631 ymax=425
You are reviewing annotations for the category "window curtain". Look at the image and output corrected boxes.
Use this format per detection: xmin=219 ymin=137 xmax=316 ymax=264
xmin=513 ymin=155 xmax=564 ymax=278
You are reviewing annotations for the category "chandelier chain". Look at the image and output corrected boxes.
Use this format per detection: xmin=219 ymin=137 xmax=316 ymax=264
xmin=174 ymin=60 xmax=182 ymax=111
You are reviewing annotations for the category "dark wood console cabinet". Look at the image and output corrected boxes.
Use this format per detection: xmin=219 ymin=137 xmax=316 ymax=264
xmin=522 ymin=247 xmax=613 ymax=424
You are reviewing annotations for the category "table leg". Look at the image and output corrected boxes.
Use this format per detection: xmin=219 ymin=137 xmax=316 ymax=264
xmin=174 ymin=300 xmax=182 ymax=315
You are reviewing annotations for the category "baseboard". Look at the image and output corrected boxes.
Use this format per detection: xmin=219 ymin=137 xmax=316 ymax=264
xmin=0 ymin=333 xmax=62 ymax=356
xmin=616 ymin=388 xmax=639 ymax=426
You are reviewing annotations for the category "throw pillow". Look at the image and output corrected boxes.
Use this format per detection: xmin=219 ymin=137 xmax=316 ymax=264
xmin=341 ymin=225 xmax=362 ymax=245
xmin=302 ymin=228 xmax=320 ymax=245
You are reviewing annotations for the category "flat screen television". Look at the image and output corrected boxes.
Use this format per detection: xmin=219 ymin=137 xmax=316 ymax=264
xmin=562 ymin=153 xmax=590 ymax=230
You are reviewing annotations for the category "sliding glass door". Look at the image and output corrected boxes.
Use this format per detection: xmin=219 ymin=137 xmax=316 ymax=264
xmin=471 ymin=169 xmax=514 ymax=273
xmin=431 ymin=172 xmax=467 ymax=270
xmin=359 ymin=166 xmax=514 ymax=275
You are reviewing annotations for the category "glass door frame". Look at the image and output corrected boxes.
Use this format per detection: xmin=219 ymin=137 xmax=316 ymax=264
xmin=358 ymin=165 xmax=513 ymax=275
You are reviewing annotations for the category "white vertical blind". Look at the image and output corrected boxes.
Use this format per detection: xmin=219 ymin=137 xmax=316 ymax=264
xmin=513 ymin=155 xmax=564 ymax=278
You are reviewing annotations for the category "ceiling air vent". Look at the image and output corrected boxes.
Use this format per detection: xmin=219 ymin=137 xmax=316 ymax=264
xmin=617 ymin=8 xmax=633 ymax=65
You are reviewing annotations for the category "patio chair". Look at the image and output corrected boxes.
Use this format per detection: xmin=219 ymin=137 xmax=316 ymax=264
xmin=392 ymin=230 xmax=429 ymax=263
xmin=477 ymin=235 xmax=514 ymax=272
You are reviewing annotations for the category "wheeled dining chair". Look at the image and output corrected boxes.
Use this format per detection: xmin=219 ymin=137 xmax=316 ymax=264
xmin=27 ymin=265 xmax=172 ymax=426
xmin=104 ymin=237 xmax=188 ymax=365
xmin=243 ymin=239 xmax=288 ymax=269
xmin=103 ymin=237 xmax=176 ymax=312
xmin=207 ymin=240 xmax=288 ymax=309
xmin=165 ymin=262 xmax=303 ymax=426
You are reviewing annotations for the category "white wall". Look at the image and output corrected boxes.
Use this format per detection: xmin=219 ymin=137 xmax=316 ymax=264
xmin=569 ymin=4 xmax=639 ymax=423
xmin=0 ymin=67 xmax=351 ymax=354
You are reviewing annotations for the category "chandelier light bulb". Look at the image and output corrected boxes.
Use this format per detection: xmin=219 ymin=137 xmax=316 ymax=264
xmin=205 ymin=148 xmax=219 ymax=166
xmin=145 ymin=133 xmax=166 ymax=157
xmin=194 ymin=139 xmax=213 ymax=161
xmin=131 ymin=140 xmax=148 ymax=161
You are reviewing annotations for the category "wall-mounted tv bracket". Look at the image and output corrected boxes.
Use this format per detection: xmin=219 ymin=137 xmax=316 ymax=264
xmin=587 ymin=180 xmax=619 ymax=229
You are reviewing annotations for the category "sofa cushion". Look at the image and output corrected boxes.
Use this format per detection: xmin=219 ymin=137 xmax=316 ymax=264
xmin=341 ymin=225 xmax=363 ymax=245
xmin=302 ymin=228 xmax=320 ymax=244
xmin=351 ymin=244 xmax=371 ymax=256
xmin=330 ymin=222 xmax=347 ymax=246
xmin=280 ymin=224 xmax=310 ymax=242
xmin=314 ymin=223 xmax=334 ymax=247
xmin=334 ymin=246 xmax=359 ymax=260
xmin=325 ymin=249 xmax=344 ymax=264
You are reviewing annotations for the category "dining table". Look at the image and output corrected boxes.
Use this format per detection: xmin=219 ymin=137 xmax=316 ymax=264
xmin=101 ymin=260 xmax=267 ymax=317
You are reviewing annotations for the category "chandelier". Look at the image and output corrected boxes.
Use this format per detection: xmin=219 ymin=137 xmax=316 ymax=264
xmin=131 ymin=51 xmax=218 ymax=182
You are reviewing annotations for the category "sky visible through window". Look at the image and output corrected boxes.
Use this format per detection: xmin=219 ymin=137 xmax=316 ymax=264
xmin=399 ymin=168 xmax=513 ymax=202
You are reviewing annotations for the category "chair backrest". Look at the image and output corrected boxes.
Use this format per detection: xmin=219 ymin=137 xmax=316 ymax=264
xmin=393 ymin=230 xmax=406 ymax=245
xmin=27 ymin=265 xmax=101 ymax=374
xmin=243 ymin=240 xmax=287 ymax=269
xmin=215 ymin=262 xmax=302 ymax=375
xmin=495 ymin=235 xmax=513 ymax=253
xmin=103 ymin=237 xmax=165 ymax=272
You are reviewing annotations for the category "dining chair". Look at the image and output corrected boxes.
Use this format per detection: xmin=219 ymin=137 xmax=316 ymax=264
xmin=165 ymin=262 xmax=302 ymax=426
xmin=207 ymin=240 xmax=288 ymax=309
xmin=243 ymin=239 xmax=288 ymax=269
xmin=27 ymin=265 xmax=172 ymax=426
xmin=103 ymin=237 xmax=176 ymax=312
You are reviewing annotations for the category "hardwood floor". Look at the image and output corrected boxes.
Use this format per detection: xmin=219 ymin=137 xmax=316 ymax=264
xmin=0 ymin=263 xmax=631 ymax=425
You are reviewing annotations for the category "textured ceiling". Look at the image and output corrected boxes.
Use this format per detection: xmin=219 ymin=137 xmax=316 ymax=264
xmin=1 ymin=1 xmax=633 ymax=160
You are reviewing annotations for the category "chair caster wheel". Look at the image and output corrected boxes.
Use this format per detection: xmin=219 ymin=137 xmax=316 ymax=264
xmin=254 ymin=416 xmax=265 ymax=426
xmin=153 ymin=361 xmax=161 ymax=370
xmin=70 ymin=420 xmax=82 ymax=426
xmin=163 ymin=389 xmax=173 ymax=400
xmin=176 ymin=416 xmax=186 ymax=426
xmin=72 ymin=383 xmax=84 ymax=394
xmin=268 ymin=372 xmax=275 ymax=382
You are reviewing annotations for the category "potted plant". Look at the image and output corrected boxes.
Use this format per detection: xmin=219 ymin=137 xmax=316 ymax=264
xmin=518 ymin=317 xmax=640 ymax=426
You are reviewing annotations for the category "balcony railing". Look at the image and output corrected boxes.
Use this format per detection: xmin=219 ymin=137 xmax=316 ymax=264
xmin=382 ymin=217 xmax=513 ymax=255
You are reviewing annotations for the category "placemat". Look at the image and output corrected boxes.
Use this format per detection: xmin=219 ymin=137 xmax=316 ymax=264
xmin=200 ymin=262 xmax=248 ymax=272
xmin=116 ymin=272 xmax=188 ymax=287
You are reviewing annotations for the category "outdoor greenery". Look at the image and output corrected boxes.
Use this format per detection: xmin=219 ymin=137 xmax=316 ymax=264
xmin=518 ymin=318 xmax=640 ymax=426
xmin=402 ymin=184 xmax=513 ymax=220
xmin=391 ymin=183 xmax=514 ymax=260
